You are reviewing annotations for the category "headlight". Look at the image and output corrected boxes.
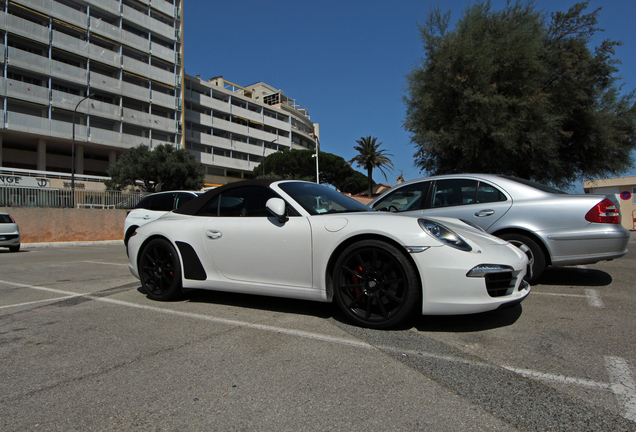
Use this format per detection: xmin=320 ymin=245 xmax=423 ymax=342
xmin=418 ymin=219 xmax=472 ymax=252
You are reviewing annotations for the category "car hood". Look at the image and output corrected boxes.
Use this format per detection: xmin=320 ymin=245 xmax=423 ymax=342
xmin=318 ymin=212 xmax=512 ymax=247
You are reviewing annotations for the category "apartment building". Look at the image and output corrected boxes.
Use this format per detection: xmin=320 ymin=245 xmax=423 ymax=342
xmin=0 ymin=0 xmax=184 ymax=190
xmin=0 ymin=0 xmax=320 ymax=191
xmin=184 ymin=75 xmax=319 ymax=186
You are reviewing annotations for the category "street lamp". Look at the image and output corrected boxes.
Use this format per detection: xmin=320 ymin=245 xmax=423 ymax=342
xmin=314 ymin=137 xmax=320 ymax=183
xmin=72 ymin=93 xmax=94 ymax=208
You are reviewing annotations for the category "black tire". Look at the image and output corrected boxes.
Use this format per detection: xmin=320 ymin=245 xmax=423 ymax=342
xmin=333 ymin=240 xmax=420 ymax=329
xmin=498 ymin=233 xmax=545 ymax=284
xmin=139 ymin=238 xmax=182 ymax=301
xmin=9 ymin=244 xmax=20 ymax=253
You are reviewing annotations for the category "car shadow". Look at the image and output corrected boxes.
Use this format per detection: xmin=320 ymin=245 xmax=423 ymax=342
xmin=0 ymin=249 xmax=28 ymax=254
xmin=138 ymin=286 xmax=335 ymax=320
xmin=136 ymin=286 xmax=525 ymax=332
xmin=534 ymin=267 xmax=612 ymax=287
xmin=412 ymin=304 xmax=524 ymax=333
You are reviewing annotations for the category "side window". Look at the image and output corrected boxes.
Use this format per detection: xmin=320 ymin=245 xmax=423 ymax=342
xmin=135 ymin=193 xmax=173 ymax=211
xmin=373 ymin=182 xmax=429 ymax=212
xmin=175 ymin=193 xmax=197 ymax=209
xmin=476 ymin=182 xmax=507 ymax=203
xmin=196 ymin=187 xmax=278 ymax=217
xmin=151 ymin=193 xmax=175 ymax=211
xmin=431 ymin=179 xmax=478 ymax=208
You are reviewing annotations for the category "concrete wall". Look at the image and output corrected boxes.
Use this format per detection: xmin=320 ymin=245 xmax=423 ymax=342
xmin=1 ymin=207 xmax=126 ymax=244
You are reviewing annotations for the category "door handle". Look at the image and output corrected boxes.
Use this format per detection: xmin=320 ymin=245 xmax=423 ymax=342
xmin=206 ymin=230 xmax=222 ymax=239
xmin=143 ymin=215 xmax=151 ymax=220
xmin=475 ymin=209 xmax=495 ymax=217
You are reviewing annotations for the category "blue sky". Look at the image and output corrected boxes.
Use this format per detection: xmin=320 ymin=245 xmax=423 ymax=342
xmin=183 ymin=0 xmax=636 ymax=192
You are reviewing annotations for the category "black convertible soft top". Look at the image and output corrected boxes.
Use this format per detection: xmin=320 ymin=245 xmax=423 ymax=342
xmin=173 ymin=179 xmax=279 ymax=215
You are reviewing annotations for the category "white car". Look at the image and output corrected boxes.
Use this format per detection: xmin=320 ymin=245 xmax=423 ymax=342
xmin=0 ymin=213 xmax=21 ymax=252
xmin=127 ymin=180 xmax=530 ymax=329
xmin=123 ymin=190 xmax=202 ymax=246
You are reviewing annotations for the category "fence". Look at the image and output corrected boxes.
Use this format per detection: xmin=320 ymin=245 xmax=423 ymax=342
xmin=0 ymin=186 xmax=150 ymax=209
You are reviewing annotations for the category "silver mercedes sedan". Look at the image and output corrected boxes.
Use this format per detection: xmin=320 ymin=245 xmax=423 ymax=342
xmin=370 ymin=174 xmax=630 ymax=283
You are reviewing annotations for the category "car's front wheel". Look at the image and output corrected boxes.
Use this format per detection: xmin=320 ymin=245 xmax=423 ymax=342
xmin=139 ymin=238 xmax=182 ymax=301
xmin=333 ymin=240 xmax=420 ymax=329
xmin=499 ymin=233 xmax=545 ymax=284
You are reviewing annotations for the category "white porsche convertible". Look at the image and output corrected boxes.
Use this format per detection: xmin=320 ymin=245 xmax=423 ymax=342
xmin=128 ymin=179 xmax=530 ymax=328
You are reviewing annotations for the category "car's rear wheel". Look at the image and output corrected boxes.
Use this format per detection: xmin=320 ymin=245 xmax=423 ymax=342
xmin=333 ymin=240 xmax=419 ymax=329
xmin=139 ymin=238 xmax=182 ymax=301
xmin=499 ymin=233 xmax=545 ymax=284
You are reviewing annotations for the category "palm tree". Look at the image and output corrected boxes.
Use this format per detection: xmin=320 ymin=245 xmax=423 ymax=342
xmin=349 ymin=136 xmax=395 ymax=197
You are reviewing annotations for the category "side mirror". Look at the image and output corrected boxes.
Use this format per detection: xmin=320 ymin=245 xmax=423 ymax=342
xmin=266 ymin=198 xmax=288 ymax=223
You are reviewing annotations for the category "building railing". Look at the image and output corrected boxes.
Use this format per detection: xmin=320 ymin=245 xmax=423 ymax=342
xmin=0 ymin=186 xmax=150 ymax=209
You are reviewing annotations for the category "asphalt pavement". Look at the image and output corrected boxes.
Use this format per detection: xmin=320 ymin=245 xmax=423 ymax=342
xmin=1 ymin=236 xmax=635 ymax=431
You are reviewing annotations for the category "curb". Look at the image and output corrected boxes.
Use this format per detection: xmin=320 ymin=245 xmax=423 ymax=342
xmin=21 ymin=240 xmax=124 ymax=248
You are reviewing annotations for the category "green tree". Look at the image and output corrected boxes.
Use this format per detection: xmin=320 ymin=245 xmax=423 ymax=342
xmin=105 ymin=144 xmax=204 ymax=192
xmin=404 ymin=1 xmax=636 ymax=188
xmin=253 ymin=149 xmax=371 ymax=192
xmin=349 ymin=136 xmax=394 ymax=197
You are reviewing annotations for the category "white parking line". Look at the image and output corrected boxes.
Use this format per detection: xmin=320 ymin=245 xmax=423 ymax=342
xmin=605 ymin=357 xmax=636 ymax=422
xmin=585 ymin=289 xmax=605 ymax=308
xmin=1 ymin=278 xmax=633 ymax=421
xmin=531 ymin=290 xmax=605 ymax=308
xmin=0 ymin=295 xmax=81 ymax=310
xmin=82 ymin=261 xmax=128 ymax=266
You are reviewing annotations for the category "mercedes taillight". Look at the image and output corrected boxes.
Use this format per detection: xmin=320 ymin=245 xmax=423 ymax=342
xmin=585 ymin=198 xmax=621 ymax=224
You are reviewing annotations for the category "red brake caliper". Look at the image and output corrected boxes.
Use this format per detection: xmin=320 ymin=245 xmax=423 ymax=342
xmin=353 ymin=265 xmax=365 ymax=303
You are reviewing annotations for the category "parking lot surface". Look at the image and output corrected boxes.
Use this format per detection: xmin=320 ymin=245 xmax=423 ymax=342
xmin=1 ymin=236 xmax=635 ymax=431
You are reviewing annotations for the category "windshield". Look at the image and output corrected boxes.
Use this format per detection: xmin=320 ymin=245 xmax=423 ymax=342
xmin=279 ymin=182 xmax=373 ymax=215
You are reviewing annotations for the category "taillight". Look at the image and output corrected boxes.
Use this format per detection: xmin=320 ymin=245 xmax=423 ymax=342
xmin=585 ymin=198 xmax=621 ymax=224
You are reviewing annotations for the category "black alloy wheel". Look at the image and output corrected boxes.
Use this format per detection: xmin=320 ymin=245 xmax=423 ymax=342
xmin=498 ymin=233 xmax=545 ymax=284
xmin=139 ymin=238 xmax=182 ymax=301
xmin=333 ymin=240 xmax=419 ymax=329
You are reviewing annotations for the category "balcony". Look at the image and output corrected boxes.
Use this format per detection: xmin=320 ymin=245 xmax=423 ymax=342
xmin=89 ymin=17 xmax=121 ymax=41
xmin=246 ymin=127 xmax=275 ymax=143
xmin=3 ymin=14 xmax=50 ymax=45
xmin=50 ymin=58 xmax=89 ymax=86
xmin=88 ymin=43 xmax=120 ymax=67
xmin=52 ymin=30 xmax=88 ymax=57
xmin=231 ymin=105 xmax=263 ymax=124
xmin=186 ymin=129 xmax=215 ymax=146
xmin=122 ymin=81 xmax=150 ymax=102
xmin=122 ymin=107 xmax=152 ymax=128
xmin=5 ymin=111 xmax=52 ymax=137
xmin=151 ymin=0 xmax=175 ymax=18
xmin=51 ymin=1 xmax=88 ymax=29
xmin=150 ymin=43 xmax=175 ymax=64
xmin=3 ymin=78 xmax=49 ymax=106
xmin=90 ymin=72 xmax=122 ymax=94
xmin=86 ymin=99 xmax=121 ymax=121
xmin=90 ymin=127 xmax=123 ymax=147
xmin=122 ymin=56 xmax=150 ymax=76
xmin=122 ymin=5 xmax=151 ymax=29
xmin=185 ymin=110 xmax=212 ymax=127
xmin=150 ymin=65 xmax=175 ymax=86
xmin=148 ymin=17 xmax=174 ymax=40
xmin=121 ymin=29 xmax=150 ymax=52
xmin=85 ymin=0 xmax=121 ymax=16
xmin=213 ymin=154 xmax=256 ymax=171
xmin=7 ymin=47 xmax=50 ymax=76
xmin=151 ymin=91 xmax=175 ymax=109
xmin=121 ymin=132 xmax=150 ymax=149
xmin=213 ymin=117 xmax=248 ymax=136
